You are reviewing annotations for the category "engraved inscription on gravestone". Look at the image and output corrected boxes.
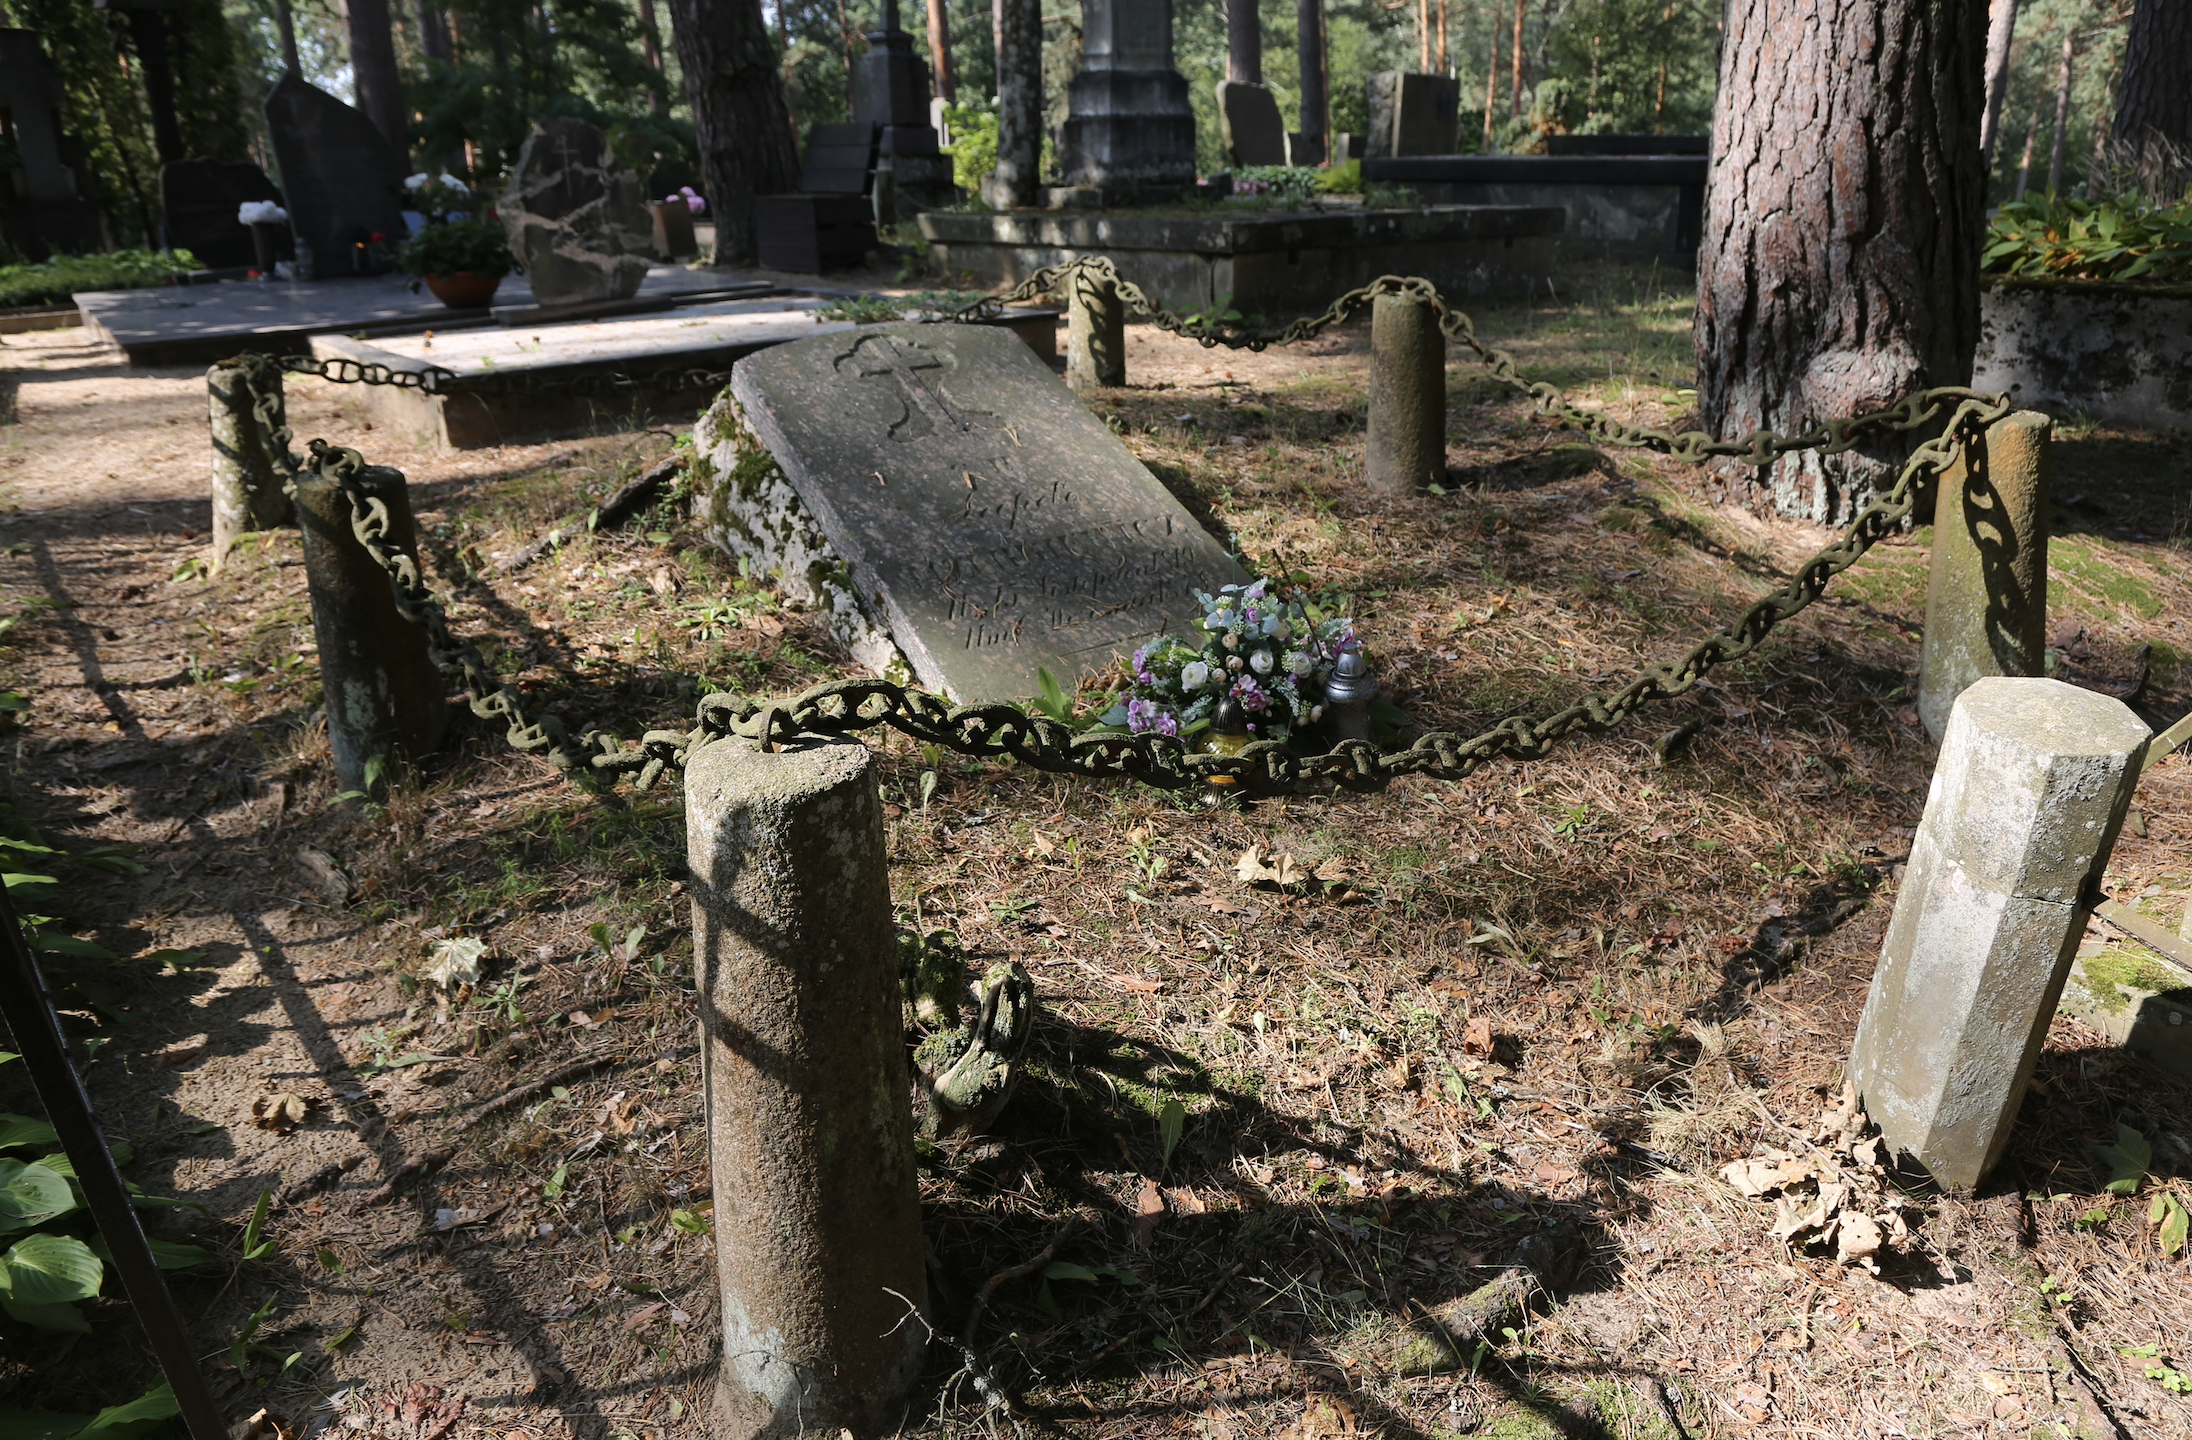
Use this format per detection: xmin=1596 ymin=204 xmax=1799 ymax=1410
xmin=730 ymin=323 xmax=1250 ymax=701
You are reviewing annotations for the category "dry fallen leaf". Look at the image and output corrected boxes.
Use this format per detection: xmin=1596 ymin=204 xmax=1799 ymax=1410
xmin=1133 ymin=1177 xmax=1165 ymax=1249
xmin=239 ymin=1409 xmax=295 ymax=1440
xmin=1462 ymin=1017 xmax=1495 ymax=1056
xmin=1732 ymin=1381 xmax=1773 ymax=1425
xmin=251 ymin=1091 xmax=312 ymax=1131
xmin=1110 ymin=974 xmax=1166 ymax=994
xmin=292 ymin=846 xmax=352 ymax=902
xmin=420 ymin=935 xmax=487 ymax=991
xmin=1835 ymin=1210 xmax=1884 ymax=1269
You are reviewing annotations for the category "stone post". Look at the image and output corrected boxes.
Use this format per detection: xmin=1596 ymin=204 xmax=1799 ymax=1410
xmin=208 ymin=360 xmax=296 ymax=566
xmin=1917 ymin=410 xmax=2051 ymax=742
xmin=1066 ymin=267 xmax=1126 ymax=391
xmin=686 ymin=736 xmax=930 ymax=1439
xmin=292 ymin=462 xmax=449 ymax=796
xmin=1366 ymin=293 xmax=1445 ymax=495
xmin=1848 ymin=677 xmax=2149 ymax=1190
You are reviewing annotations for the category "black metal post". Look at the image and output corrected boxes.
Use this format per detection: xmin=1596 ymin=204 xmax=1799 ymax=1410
xmin=0 ymin=883 xmax=228 ymax=1440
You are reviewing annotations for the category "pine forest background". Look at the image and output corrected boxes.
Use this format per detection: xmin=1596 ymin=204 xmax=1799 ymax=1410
xmin=0 ymin=0 xmax=2152 ymax=252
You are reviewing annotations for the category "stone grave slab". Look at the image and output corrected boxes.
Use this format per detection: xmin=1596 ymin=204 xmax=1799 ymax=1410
xmin=162 ymin=159 xmax=286 ymax=271
xmin=264 ymin=74 xmax=409 ymax=280
xmin=1218 ymin=82 xmax=1288 ymax=167
xmin=500 ymin=119 xmax=655 ymax=313
xmin=729 ymin=322 xmax=1249 ymax=701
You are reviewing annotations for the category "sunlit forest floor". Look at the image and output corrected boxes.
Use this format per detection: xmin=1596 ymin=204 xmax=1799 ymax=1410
xmin=0 ymin=255 xmax=2187 ymax=1440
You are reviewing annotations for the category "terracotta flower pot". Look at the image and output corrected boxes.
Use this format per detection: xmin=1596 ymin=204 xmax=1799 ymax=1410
xmin=423 ymin=271 xmax=503 ymax=309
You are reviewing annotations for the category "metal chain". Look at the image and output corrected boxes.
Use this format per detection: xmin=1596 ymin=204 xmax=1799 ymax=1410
xmin=274 ymin=353 xmax=736 ymax=400
xmin=233 ymin=264 xmax=2014 ymax=796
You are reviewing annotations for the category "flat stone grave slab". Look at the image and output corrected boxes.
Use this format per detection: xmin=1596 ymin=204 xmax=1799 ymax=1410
xmin=732 ymin=322 xmax=1249 ymax=701
xmin=76 ymin=265 xmax=751 ymax=367
xmin=311 ymin=294 xmax=854 ymax=450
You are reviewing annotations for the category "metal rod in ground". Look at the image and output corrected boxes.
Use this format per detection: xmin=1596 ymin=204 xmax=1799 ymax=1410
xmin=686 ymin=734 xmax=929 ymax=1438
xmin=1366 ymin=292 xmax=1445 ymax=495
xmin=292 ymin=462 xmax=449 ymax=796
xmin=0 ymin=883 xmax=229 ymax=1440
xmin=1848 ymin=676 xmax=2149 ymax=1190
xmin=1917 ymin=409 xmax=2051 ymax=741
xmin=207 ymin=359 xmax=296 ymax=566
xmin=1066 ymin=266 xmax=1126 ymax=391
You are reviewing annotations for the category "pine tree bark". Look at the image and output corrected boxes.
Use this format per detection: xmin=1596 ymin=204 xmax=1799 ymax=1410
xmin=1978 ymin=0 xmax=2016 ymax=163
xmin=2110 ymin=0 xmax=2192 ymax=196
xmin=667 ymin=0 xmax=802 ymax=264
xmin=991 ymin=0 xmax=1041 ymax=204
xmin=1695 ymin=0 xmax=1987 ymax=525
xmin=344 ymin=0 xmax=408 ymax=162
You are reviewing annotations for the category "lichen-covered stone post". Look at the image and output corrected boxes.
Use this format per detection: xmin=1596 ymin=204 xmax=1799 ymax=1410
xmin=686 ymin=735 xmax=929 ymax=1440
xmin=1917 ymin=410 xmax=2051 ymax=742
xmin=1066 ymin=267 xmax=1127 ymax=392
xmin=1366 ymin=293 xmax=1445 ymax=495
xmin=1849 ymin=677 xmax=2149 ymax=1190
xmin=292 ymin=463 xmax=449 ymax=796
xmin=208 ymin=359 xmax=296 ymax=565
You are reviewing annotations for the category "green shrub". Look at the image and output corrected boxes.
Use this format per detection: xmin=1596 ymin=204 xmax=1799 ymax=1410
xmin=395 ymin=217 xmax=515 ymax=279
xmin=1982 ymin=194 xmax=2192 ymax=283
xmin=943 ymin=103 xmax=999 ymax=197
xmin=1230 ymin=165 xmax=1321 ymax=202
xmin=0 ymin=250 xmax=197 ymax=309
xmin=1318 ymin=159 xmax=1363 ymax=194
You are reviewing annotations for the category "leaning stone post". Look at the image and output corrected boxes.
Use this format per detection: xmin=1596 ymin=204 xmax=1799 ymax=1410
xmin=1066 ymin=267 xmax=1126 ymax=391
xmin=208 ymin=360 xmax=296 ymax=565
xmin=686 ymin=735 xmax=929 ymax=1439
xmin=1917 ymin=410 xmax=2052 ymax=741
xmin=292 ymin=463 xmax=449 ymax=796
xmin=1366 ymin=293 xmax=1445 ymax=495
xmin=1849 ymin=677 xmax=2148 ymax=1190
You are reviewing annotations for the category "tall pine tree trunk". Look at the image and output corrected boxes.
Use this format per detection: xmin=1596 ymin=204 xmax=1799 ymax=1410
xmin=1977 ymin=0 xmax=2015 ymax=163
xmin=2110 ymin=0 xmax=2192 ymax=198
xmin=344 ymin=0 xmax=408 ymax=163
xmin=666 ymin=0 xmax=801 ymax=265
xmin=1695 ymin=0 xmax=1987 ymax=525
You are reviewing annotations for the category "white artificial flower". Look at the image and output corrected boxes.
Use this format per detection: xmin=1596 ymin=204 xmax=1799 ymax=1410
xmin=1222 ymin=632 xmax=1239 ymax=649
xmin=1227 ymin=655 xmax=1244 ymax=672
xmin=238 ymin=200 xmax=289 ymax=225
xmin=405 ymin=172 xmax=431 ymax=190
xmin=1180 ymin=661 xmax=1210 ymax=691
xmin=1310 ymin=704 xmax=1327 ymax=721
xmin=1249 ymin=648 xmax=1275 ymax=675
xmin=1287 ymin=649 xmax=1312 ymax=677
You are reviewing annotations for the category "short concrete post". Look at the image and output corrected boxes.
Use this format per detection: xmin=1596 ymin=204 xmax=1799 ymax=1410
xmin=686 ymin=736 xmax=929 ymax=1439
xmin=292 ymin=463 xmax=449 ymax=796
xmin=1366 ymin=293 xmax=1445 ymax=495
xmin=1917 ymin=410 xmax=2051 ymax=742
xmin=1849 ymin=677 xmax=2149 ymax=1190
xmin=1065 ymin=266 xmax=1127 ymax=392
xmin=208 ymin=360 xmax=296 ymax=565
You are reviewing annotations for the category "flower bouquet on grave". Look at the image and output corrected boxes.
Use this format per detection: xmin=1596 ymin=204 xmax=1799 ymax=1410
xmin=1098 ymin=579 xmax=1356 ymax=747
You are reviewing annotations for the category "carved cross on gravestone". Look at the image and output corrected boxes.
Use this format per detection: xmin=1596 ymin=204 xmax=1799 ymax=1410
xmin=837 ymin=332 xmax=998 ymax=441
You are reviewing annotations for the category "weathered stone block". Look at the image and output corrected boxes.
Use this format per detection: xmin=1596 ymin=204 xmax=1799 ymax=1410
xmin=2062 ymin=940 xmax=2192 ymax=1083
xmin=1849 ymin=677 xmax=2149 ymax=1189
xmin=500 ymin=119 xmax=654 ymax=308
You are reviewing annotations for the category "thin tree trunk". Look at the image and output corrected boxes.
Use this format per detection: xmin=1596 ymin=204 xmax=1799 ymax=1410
xmin=1298 ymin=0 xmax=1327 ymax=155
xmin=1978 ymin=0 xmax=2017 ymax=163
xmin=2110 ymin=0 xmax=2190 ymax=197
xmin=344 ymin=0 xmax=407 ymax=162
xmin=2046 ymin=32 xmax=2072 ymax=194
xmin=1437 ymin=0 xmax=1447 ymax=73
xmin=2015 ymin=115 xmax=2034 ymax=195
xmin=1509 ymin=0 xmax=1522 ymax=115
xmin=666 ymin=0 xmax=801 ymax=264
xmin=1418 ymin=0 xmax=1430 ymax=73
xmin=1482 ymin=0 xmax=1497 ymax=147
xmin=992 ymin=0 xmax=1040 ymax=203
xmin=275 ymin=0 xmax=302 ymax=75
xmin=1695 ymin=0 xmax=1987 ymax=525
xmin=1227 ymin=0 xmax=1261 ymax=85
xmin=417 ymin=0 xmax=449 ymax=61
xmin=927 ymin=0 xmax=955 ymax=102
xmin=636 ymin=0 xmax=670 ymax=117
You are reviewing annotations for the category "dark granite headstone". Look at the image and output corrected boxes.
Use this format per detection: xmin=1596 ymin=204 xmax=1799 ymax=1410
xmin=1218 ymin=82 xmax=1288 ymax=167
xmin=0 ymin=28 xmax=105 ymax=258
xmin=1366 ymin=72 xmax=1457 ymax=157
xmin=500 ymin=119 xmax=653 ymax=308
xmin=731 ymin=323 xmax=1250 ymax=700
xmin=161 ymin=159 xmax=286 ymax=270
xmin=264 ymin=74 xmax=408 ymax=279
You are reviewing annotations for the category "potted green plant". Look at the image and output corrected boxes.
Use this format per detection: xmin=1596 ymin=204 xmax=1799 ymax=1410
xmin=395 ymin=216 xmax=515 ymax=309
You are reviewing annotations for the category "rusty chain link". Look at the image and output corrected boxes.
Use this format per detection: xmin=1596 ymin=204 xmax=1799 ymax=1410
xmin=235 ymin=263 xmax=2013 ymax=796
